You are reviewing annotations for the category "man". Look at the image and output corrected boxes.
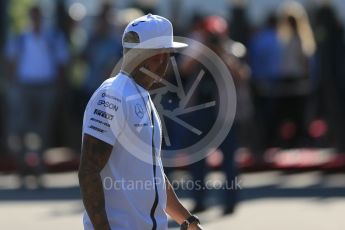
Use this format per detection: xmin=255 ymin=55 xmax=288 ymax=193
xmin=181 ymin=15 xmax=248 ymax=214
xmin=79 ymin=14 xmax=203 ymax=230
xmin=81 ymin=2 xmax=122 ymax=97
xmin=5 ymin=6 xmax=69 ymax=184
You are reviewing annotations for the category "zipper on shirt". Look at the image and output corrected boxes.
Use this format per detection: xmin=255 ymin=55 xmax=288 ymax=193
xmin=150 ymin=108 xmax=159 ymax=230
xmin=126 ymin=73 xmax=160 ymax=229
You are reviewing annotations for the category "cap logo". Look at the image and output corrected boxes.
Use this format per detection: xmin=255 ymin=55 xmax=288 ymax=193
xmin=132 ymin=20 xmax=146 ymax=27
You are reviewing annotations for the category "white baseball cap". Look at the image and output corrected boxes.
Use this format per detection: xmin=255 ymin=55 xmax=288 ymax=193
xmin=122 ymin=13 xmax=188 ymax=49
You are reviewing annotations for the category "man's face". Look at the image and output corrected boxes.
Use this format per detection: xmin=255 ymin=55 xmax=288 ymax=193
xmin=145 ymin=51 xmax=170 ymax=81
xmin=155 ymin=52 xmax=170 ymax=78
xmin=122 ymin=49 xmax=171 ymax=89
xmin=132 ymin=51 xmax=170 ymax=89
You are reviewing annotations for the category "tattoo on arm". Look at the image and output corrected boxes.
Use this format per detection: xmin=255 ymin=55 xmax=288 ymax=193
xmin=78 ymin=134 xmax=113 ymax=230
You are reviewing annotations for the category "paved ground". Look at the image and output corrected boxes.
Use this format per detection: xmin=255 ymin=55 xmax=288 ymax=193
xmin=0 ymin=171 xmax=344 ymax=230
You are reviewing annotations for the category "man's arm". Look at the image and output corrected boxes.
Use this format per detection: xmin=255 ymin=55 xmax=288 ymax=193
xmin=165 ymin=175 xmax=203 ymax=230
xmin=78 ymin=134 xmax=113 ymax=230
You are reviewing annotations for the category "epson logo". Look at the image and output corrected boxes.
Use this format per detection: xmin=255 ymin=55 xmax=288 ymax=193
xmin=98 ymin=100 xmax=119 ymax=111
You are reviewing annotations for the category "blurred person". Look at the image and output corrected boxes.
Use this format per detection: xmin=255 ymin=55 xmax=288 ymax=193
xmin=188 ymin=14 xmax=207 ymax=42
xmin=4 ymin=6 xmax=69 ymax=185
xmin=229 ymin=0 xmax=250 ymax=45
xmin=269 ymin=1 xmax=316 ymax=148
xmin=278 ymin=2 xmax=316 ymax=80
xmin=54 ymin=1 xmax=78 ymax=150
xmin=181 ymin=15 xmax=251 ymax=215
xmin=0 ymin=0 xmax=8 ymax=154
xmin=249 ymin=14 xmax=281 ymax=82
xmin=75 ymin=2 xmax=122 ymax=146
xmin=313 ymin=3 xmax=345 ymax=152
xmin=161 ymin=14 xmax=205 ymax=158
xmin=81 ymin=2 xmax=122 ymax=102
xmin=248 ymin=13 xmax=282 ymax=153
xmin=79 ymin=14 xmax=203 ymax=230
xmin=56 ymin=1 xmax=74 ymax=43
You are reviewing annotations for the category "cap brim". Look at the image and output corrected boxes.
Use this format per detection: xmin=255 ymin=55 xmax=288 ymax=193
xmin=171 ymin=41 xmax=188 ymax=49
xmin=123 ymin=41 xmax=188 ymax=49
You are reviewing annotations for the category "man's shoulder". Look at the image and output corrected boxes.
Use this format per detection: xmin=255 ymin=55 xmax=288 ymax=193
xmin=84 ymin=75 xmax=127 ymax=120
xmin=92 ymin=73 xmax=134 ymax=103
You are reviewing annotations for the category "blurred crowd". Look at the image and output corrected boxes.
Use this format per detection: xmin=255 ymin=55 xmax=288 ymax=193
xmin=0 ymin=0 xmax=345 ymax=213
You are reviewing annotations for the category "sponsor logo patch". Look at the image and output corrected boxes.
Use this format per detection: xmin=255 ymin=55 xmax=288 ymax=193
xmin=94 ymin=109 xmax=114 ymax=120
xmin=88 ymin=125 xmax=105 ymax=133
xmin=90 ymin=117 xmax=110 ymax=127
xmin=134 ymin=103 xmax=144 ymax=119
xmin=98 ymin=100 xmax=119 ymax=111
xmin=101 ymin=93 xmax=121 ymax=103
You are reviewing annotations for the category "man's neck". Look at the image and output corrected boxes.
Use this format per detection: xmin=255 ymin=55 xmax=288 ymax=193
xmin=121 ymin=67 xmax=154 ymax=90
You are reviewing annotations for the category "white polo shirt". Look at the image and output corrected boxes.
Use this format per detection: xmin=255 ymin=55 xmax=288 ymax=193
xmin=82 ymin=72 xmax=168 ymax=230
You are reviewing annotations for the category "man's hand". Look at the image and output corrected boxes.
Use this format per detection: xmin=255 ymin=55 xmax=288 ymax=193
xmin=164 ymin=174 xmax=204 ymax=229
xmin=188 ymin=222 xmax=204 ymax=230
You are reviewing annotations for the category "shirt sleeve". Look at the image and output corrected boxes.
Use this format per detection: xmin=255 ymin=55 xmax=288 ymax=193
xmin=83 ymin=88 xmax=126 ymax=146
